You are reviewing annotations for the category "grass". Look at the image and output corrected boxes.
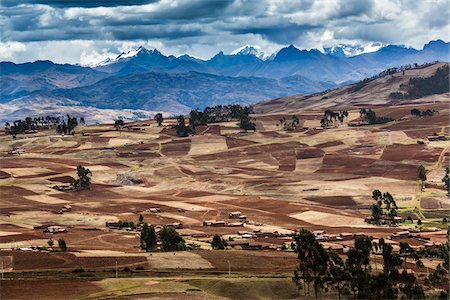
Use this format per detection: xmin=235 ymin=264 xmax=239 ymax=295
xmin=184 ymin=277 xmax=300 ymax=299
xmin=78 ymin=276 xmax=303 ymax=300
xmin=80 ymin=278 xmax=194 ymax=299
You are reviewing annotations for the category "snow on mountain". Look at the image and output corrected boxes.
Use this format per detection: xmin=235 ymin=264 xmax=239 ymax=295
xmin=231 ymin=45 xmax=272 ymax=60
xmin=324 ymin=43 xmax=384 ymax=58
xmin=90 ymin=46 xmax=162 ymax=67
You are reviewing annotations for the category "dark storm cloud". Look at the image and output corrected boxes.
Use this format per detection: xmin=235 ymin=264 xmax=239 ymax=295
xmin=229 ymin=21 xmax=319 ymax=45
xmin=334 ymin=0 xmax=374 ymax=18
xmin=110 ymin=25 xmax=205 ymax=40
xmin=0 ymin=0 xmax=448 ymax=64
xmin=0 ymin=0 xmax=158 ymax=8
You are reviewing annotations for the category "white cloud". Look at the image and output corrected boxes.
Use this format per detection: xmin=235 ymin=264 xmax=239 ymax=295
xmin=0 ymin=0 xmax=448 ymax=64
xmin=0 ymin=41 xmax=27 ymax=60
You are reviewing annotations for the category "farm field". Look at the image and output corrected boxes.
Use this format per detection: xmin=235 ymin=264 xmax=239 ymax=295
xmin=0 ymin=89 xmax=449 ymax=298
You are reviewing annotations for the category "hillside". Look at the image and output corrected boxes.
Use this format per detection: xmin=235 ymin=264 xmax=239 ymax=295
xmin=254 ymin=62 xmax=450 ymax=114
xmin=0 ymin=71 xmax=333 ymax=123
xmin=1 ymin=41 xmax=448 ymax=123
xmin=0 ymin=61 xmax=106 ymax=102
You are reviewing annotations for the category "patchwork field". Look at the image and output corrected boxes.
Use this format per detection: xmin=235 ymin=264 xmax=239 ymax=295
xmin=0 ymin=99 xmax=448 ymax=299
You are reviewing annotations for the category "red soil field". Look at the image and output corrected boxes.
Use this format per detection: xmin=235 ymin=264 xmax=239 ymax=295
xmin=161 ymin=139 xmax=191 ymax=156
xmin=304 ymin=196 xmax=357 ymax=207
xmin=380 ymin=144 xmax=441 ymax=162
xmin=1 ymin=279 xmax=102 ymax=300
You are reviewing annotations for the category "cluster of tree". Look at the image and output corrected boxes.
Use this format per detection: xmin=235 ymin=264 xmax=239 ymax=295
xmin=5 ymin=115 xmax=72 ymax=136
xmin=277 ymin=115 xmax=300 ymax=131
xmin=48 ymin=238 xmax=68 ymax=251
xmin=172 ymin=105 xmax=256 ymax=137
xmin=239 ymin=113 xmax=256 ymax=131
xmin=320 ymin=110 xmax=349 ymax=128
xmin=211 ymin=234 xmax=227 ymax=249
xmin=407 ymin=64 xmax=449 ymax=99
xmin=56 ymin=115 xmax=83 ymax=135
xmin=72 ymin=165 xmax=92 ymax=190
xmin=292 ymin=229 xmax=449 ymax=299
xmin=140 ymin=224 xmax=185 ymax=252
xmin=410 ymin=108 xmax=438 ymax=118
xmin=114 ymin=220 xmax=137 ymax=229
xmin=417 ymin=242 xmax=450 ymax=289
xmin=174 ymin=115 xmax=193 ymax=137
xmin=358 ymin=62 xmax=439 ymax=95
xmin=370 ymin=189 xmax=398 ymax=224
xmin=203 ymin=104 xmax=254 ymax=123
xmin=359 ymin=108 xmax=394 ymax=125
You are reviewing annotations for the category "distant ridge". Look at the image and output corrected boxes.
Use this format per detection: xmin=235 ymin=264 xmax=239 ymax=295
xmin=1 ymin=40 xmax=449 ymax=123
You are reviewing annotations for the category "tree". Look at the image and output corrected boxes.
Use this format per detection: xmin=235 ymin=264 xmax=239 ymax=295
xmin=371 ymin=203 xmax=382 ymax=223
xmin=175 ymin=115 xmax=191 ymax=137
xmin=139 ymin=214 xmax=144 ymax=223
xmin=114 ymin=119 xmax=125 ymax=131
xmin=140 ymin=223 xmax=157 ymax=251
xmin=418 ymin=165 xmax=427 ymax=182
xmin=211 ymin=234 xmax=225 ymax=250
xmin=47 ymin=239 xmax=54 ymax=247
xmin=159 ymin=227 xmax=184 ymax=251
xmin=292 ymin=229 xmax=330 ymax=298
xmin=239 ymin=114 xmax=256 ymax=131
xmin=327 ymin=251 xmax=350 ymax=299
xmin=58 ymin=238 xmax=67 ymax=251
xmin=442 ymin=167 xmax=449 ymax=194
xmin=154 ymin=113 xmax=164 ymax=126
xmin=72 ymin=165 xmax=92 ymax=190
xmin=347 ymin=236 xmax=373 ymax=272
xmin=372 ymin=189 xmax=382 ymax=200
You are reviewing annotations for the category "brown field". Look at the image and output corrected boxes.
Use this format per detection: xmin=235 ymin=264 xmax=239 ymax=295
xmin=0 ymin=79 xmax=449 ymax=298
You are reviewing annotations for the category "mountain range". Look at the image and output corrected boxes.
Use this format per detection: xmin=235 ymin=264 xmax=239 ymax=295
xmin=0 ymin=40 xmax=448 ymax=123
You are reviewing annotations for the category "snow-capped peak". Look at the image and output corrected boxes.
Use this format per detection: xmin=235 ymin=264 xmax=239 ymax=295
xmin=231 ymin=45 xmax=269 ymax=60
xmin=91 ymin=47 xmax=161 ymax=67
xmin=323 ymin=43 xmax=385 ymax=58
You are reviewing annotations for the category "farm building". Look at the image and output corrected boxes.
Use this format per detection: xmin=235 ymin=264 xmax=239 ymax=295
xmin=229 ymin=211 xmax=242 ymax=218
xmin=203 ymin=220 xmax=226 ymax=227
xmin=47 ymin=226 xmax=67 ymax=234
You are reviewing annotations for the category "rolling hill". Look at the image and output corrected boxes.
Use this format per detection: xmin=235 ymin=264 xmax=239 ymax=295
xmin=254 ymin=62 xmax=450 ymax=114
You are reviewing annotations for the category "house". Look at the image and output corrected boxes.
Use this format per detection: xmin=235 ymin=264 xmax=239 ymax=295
xmin=166 ymin=222 xmax=183 ymax=229
xmin=327 ymin=244 xmax=345 ymax=254
xmin=227 ymin=222 xmax=244 ymax=227
xmin=364 ymin=216 xmax=374 ymax=223
xmin=340 ymin=233 xmax=354 ymax=241
xmin=229 ymin=211 xmax=242 ymax=219
xmin=391 ymin=231 xmax=410 ymax=240
xmin=393 ymin=216 xmax=403 ymax=223
xmin=61 ymin=205 xmax=72 ymax=212
xmin=203 ymin=220 xmax=226 ymax=227
xmin=424 ymin=242 xmax=435 ymax=248
xmin=241 ymin=233 xmax=254 ymax=239
xmin=47 ymin=226 xmax=67 ymax=234
xmin=427 ymin=135 xmax=447 ymax=141
xmin=7 ymin=147 xmax=24 ymax=155
xmin=227 ymin=240 xmax=250 ymax=248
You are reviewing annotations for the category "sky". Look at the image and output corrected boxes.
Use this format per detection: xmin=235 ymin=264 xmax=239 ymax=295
xmin=1 ymin=0 xmax=449 ymax=65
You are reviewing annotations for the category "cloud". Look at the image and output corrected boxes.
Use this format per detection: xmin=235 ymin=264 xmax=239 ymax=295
xmin=0 ymin=0 xmax=158 ymax=8
xmin=0 ymin=0 xmax=448 ymax=63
